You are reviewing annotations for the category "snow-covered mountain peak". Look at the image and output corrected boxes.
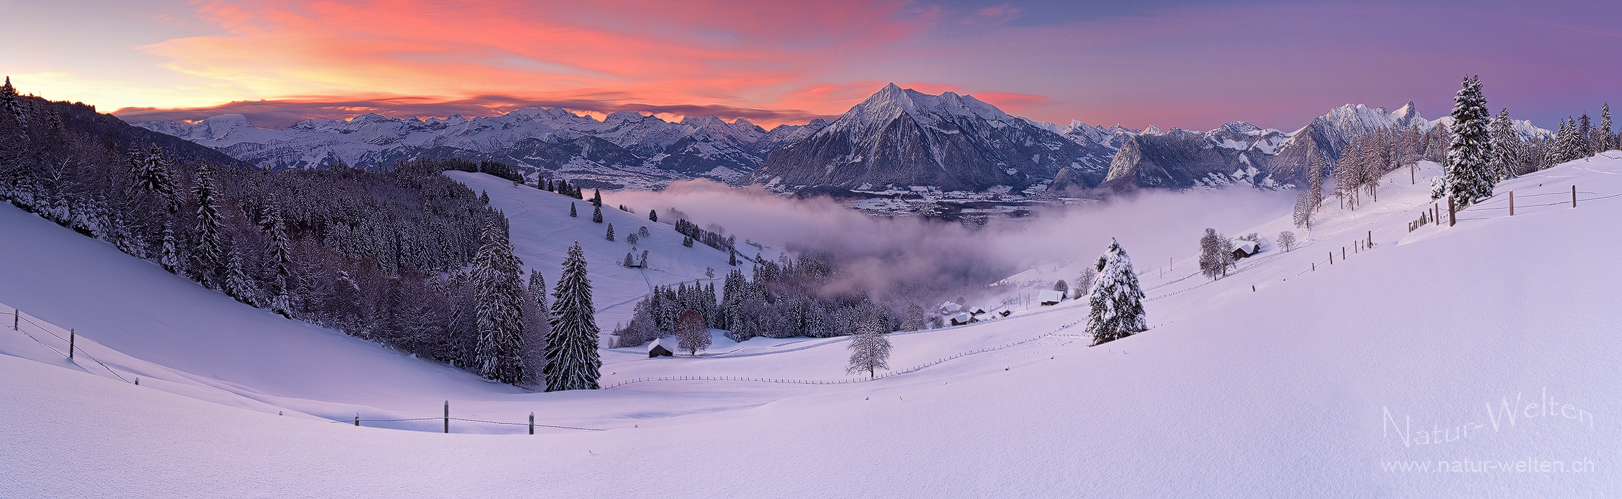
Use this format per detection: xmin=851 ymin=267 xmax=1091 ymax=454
xmin=1390 ymin=100 xmax=1422 ymax=123
xmin=1218 ymin=121 xmax=1261 ymax=134
xmin=837 ymin=84 xmax=1015 ymax=133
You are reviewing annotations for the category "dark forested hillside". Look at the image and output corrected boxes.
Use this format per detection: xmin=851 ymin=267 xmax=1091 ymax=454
xmin=0 ymin=87 xmax=527 ymax=377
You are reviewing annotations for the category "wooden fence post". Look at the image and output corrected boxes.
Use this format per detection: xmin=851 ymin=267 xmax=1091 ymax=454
xmin=1367 ymin=231 xmax=1372 ymax=247
xmin=355 ymin=414 xmax=360 ymax=426
xmin=11 ymin=308 xmax=16 ymax=331
xmin=69 ymin=329 xmax=75 ymax=359
xmin=1447 ymin=196 xmax=1456 ymax=226
xmin=1329 ymin=251 xmax=1333 ymax=265
xmin=444 ymin=401 xmax=449 ymax=434
xmin=1509 ymin=191 xmax=1514 ymax=216
xmin=1572 ymin=185 xmax=1577 ymax=207
xmin=529 ymin=412 xmax=535 ymax=435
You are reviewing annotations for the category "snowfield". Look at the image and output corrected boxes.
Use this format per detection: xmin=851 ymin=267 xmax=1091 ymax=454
xmin=3 ymin=156 xmax=1622 ymax=496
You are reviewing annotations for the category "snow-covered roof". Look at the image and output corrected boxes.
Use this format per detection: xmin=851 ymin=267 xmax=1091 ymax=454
xmin=1038 ymin=290 xmax=1065 ymax=303
xmin=938 ymin=301 xmax=962 ymax=313
xmin=648 ymin=337 xmax=670 ymax=353
xmin=1234 ymin=241 xmax=1259 ymax=254
xmin=949 ymin=312 xmax=972 ymax=323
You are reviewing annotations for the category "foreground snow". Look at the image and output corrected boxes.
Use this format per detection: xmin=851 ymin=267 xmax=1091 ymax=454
xmin=3 ymin=157 xmax=1622 ymax=495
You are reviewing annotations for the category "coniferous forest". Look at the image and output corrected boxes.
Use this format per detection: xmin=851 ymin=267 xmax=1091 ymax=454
xmin=0 ymin=88 xmax=553 ymax=380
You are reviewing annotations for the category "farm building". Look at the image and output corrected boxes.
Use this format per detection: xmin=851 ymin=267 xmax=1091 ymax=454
xmin=648 ymin=338 xmax=673 ymax=358
xmin=948 ymin=312 xmax=975 ymax=326
xmin=1037 ymin=289 xmax=1065 ymax=306
xmin=1232 ymin=240 xmax=1260 ymax=259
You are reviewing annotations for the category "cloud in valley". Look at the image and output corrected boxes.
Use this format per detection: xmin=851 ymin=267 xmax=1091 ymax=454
xmin=609 ymin=183 xmax=1293 ymax=305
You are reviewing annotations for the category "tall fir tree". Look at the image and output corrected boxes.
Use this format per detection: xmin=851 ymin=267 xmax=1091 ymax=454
xmin=263 ymin=200 xmax=293 ymax=317
xmin=473 ymin=222 xmax=526 ymax=384
xmin=1488 ymin=108 xmax=1522 ymax=181
xmin=1601 ymin=103 xmax=1615 ymax=152
xmin=1085 ymin=238 xmax=1147 ymax=346
xmin=545 ymin=242 xmax=602 ymax=391
xmin=522 ymin=270 xmax=552 ymax=385
xmin=160 ymin=221 xmax=183 ymax=274
xmin=648 ymin=209 xmax=658 ymax=222
xmin=190 ymin=163 xmax=226 ymax=286
xmin=605 ymin=223 xmax=614 ymax=241
xmin=1577 ymin=114 xmax=1594 ymax=158
xmin=1443 ymin=75 xmax=1494 ymax=208
xmin=569 ymin=202 xmax=577 ymax=217
xmin=591 ymin=204 xmax=603 ymax=223
xmin=0 ymin=76 xmax=22 ymax=121
xmin=224 ymin=247 xmax=257 ymax=306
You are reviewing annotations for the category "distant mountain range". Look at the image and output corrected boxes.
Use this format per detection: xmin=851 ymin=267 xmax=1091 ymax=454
xmin=136 ymin=109 xmax=827 ymax=190
xmin=133 ymin=85 xmax=1554 ymax=193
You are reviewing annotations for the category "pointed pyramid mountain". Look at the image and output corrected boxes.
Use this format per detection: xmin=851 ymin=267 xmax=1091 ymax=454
xmin=745 ymin=84 xmax=1113 ymax=192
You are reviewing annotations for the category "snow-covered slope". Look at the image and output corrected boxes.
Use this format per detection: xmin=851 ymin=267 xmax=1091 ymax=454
xmin=443 ymin=171 xmax=759 ymax=328
xmin=4 ymin=155 xmax=1622 ymax=495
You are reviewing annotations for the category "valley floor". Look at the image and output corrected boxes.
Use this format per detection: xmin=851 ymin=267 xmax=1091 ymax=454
xmin=3 ymin=158 xmax=1621 ymax=496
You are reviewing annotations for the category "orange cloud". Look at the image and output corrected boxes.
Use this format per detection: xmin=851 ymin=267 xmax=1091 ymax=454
xmin=135 ymin=0 xmax=937 ymax=126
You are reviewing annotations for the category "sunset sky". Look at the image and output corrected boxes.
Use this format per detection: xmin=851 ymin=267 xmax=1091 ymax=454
xmin=3 ymin=0 xmax=1619 ymax=130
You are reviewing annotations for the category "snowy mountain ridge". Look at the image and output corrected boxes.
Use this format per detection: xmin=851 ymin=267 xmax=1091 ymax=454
xmin=135 ymin=107 xmax=826 ymax=189
xmin=137 ymin=87 xmax=1556 ymax=194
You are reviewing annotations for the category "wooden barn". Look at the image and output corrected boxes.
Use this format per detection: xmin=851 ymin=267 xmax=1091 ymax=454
xmin=1037 ymin=289 xmax=1065 ymax=306
xmin=648 ymin=338 xmax=673 ymax=358
xmin=1232 ymin=240 xmax=1260 ymax=259
xmin=948 ymin=312 xmax=975 ymax=326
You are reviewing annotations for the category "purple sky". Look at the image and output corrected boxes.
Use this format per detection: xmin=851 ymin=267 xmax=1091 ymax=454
xmin=3 ymin=0 xmax=1619 ymax=130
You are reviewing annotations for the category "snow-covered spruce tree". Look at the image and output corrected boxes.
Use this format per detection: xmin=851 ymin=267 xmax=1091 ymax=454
xmin=160 ymin=221 xmax=183 ymax=274
xmin=1546 ymin=119 xmax=1572 ymax=165
xmin=1198 ymin=228 xmax=1230 ymax=280
xmin=1443 ymin=75 xmax=1494 ymax=208
xmin=591 ymin=189 xmax=602 ymax=207
xmin=900 ymin=303 xmax=926 ymax=331
xmin=1 ymin=76 xmax=23 ymax=121
xmin=1086 ymin=238 xmax=1147 ymax=346
xmin=569 ymin=202 xmax=577 ymax=217
xmin=623 ymin=252 xmax=634 ymax=267
xmin=473 ymin=222 xmax=526 ymax=384
xmin=1489 ymin=108 xmax=1522 ymax=181
xmin=649 ymin=209 xmax=658 ymax=222
xmin=846 ymin=315 xmax=892 ymax=379
xmin=626 ymin=233 xmax=639 ymax=245
xmin=1601 ymin=103 xmax=1615 ymax=152
xmin=544 ymin=242 xmax=602 ymax=391
xmin=676 ymin=309 xmax=710 ymax=355
xmin=605 ymin=223 xmax=614 ymax=241
xmin=190 ymin=164 xmax=225 ymax=286
xmin=1577 ymin=114 xmax=1594 ymax=158
xmin=224 ymin=247 xmax=258 ymax=306
xmin=521 ymin=270 xmax=552 ymax=386
xmin=591 ymin=205 xmax=603 ymax=223
xmin=263 ymin=201 xmax=293 ymax=318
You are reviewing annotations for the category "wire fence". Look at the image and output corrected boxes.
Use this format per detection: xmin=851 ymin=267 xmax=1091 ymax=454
xmin=330 ymin=414 xmax=606 ymax=432
xmin=2 ymin=308 xmax=131 ymax=384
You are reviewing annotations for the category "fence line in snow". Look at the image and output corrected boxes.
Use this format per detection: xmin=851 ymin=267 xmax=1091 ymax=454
xmin=3 ymin=308 xmax=131 ymax=384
